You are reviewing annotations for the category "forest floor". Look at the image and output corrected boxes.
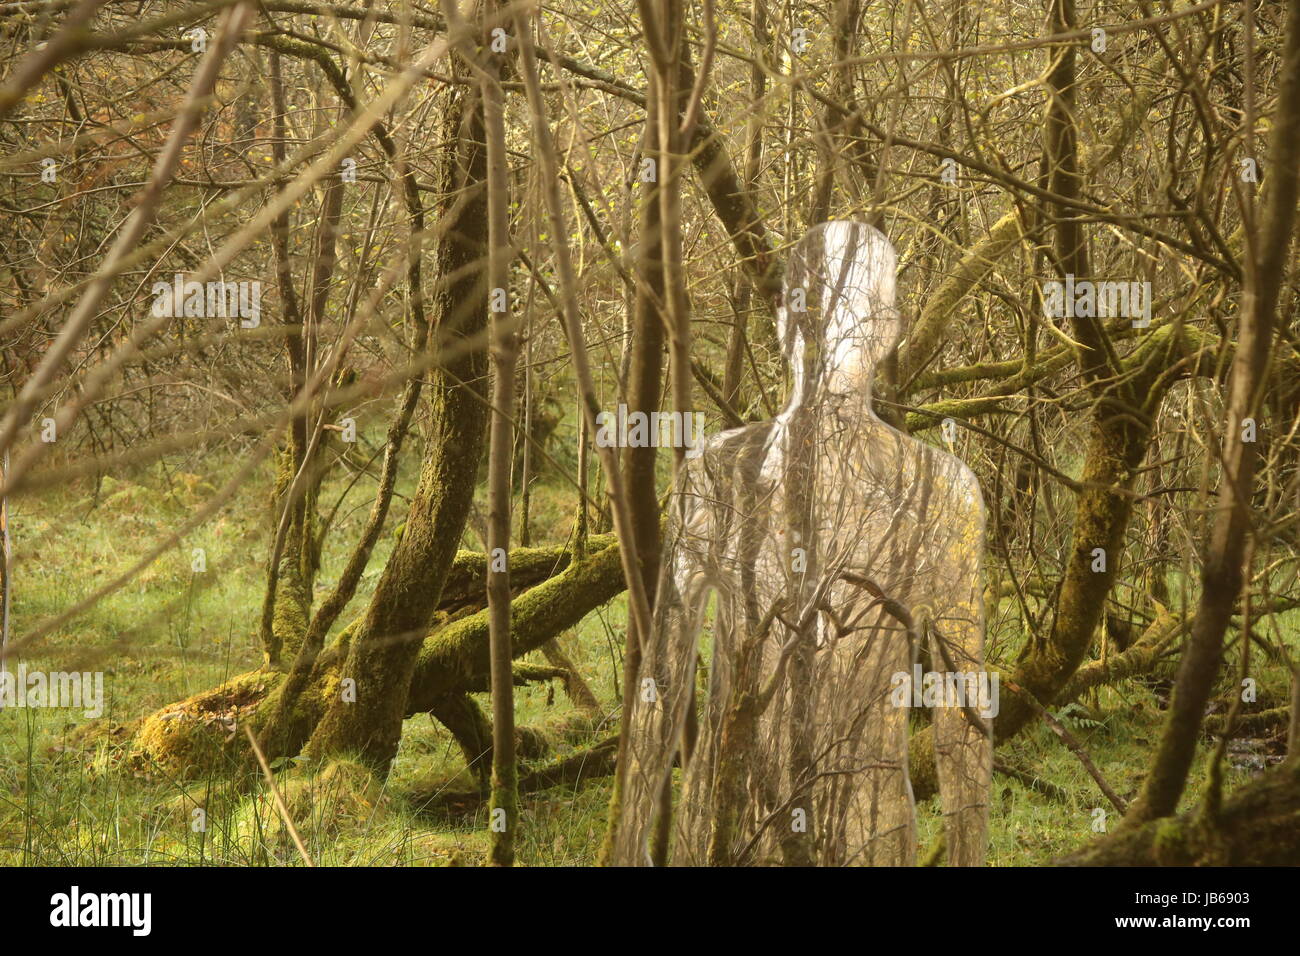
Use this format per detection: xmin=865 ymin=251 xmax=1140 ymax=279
xmin=0 ymin=449 xmax=1291 ymax=866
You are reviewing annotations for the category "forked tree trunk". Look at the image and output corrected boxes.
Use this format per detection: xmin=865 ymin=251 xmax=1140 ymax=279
xmin=300 ymin=58 xmax=491 ymax=773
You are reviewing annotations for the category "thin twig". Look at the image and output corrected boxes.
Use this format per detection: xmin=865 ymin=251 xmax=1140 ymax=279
xmin=1005 ymin=680 xmax=1128 ymax=815
xmin=243 ymin=725 xmax=316 ymax=867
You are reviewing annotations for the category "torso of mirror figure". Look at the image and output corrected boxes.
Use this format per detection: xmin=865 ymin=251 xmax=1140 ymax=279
xmin=614 ymin=221 xmax=992 ymax=867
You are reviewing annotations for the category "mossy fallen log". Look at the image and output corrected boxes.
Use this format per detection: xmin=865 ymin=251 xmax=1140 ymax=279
xmin=407 ymin=541 xmax=625 ymax=714
xmin=131 ymin=542 xmax=627 ymax=777
xmin=437 ymin=534 xmax=616 ymax=611
xmin=131 ymin=670 xmax=286 ymax=780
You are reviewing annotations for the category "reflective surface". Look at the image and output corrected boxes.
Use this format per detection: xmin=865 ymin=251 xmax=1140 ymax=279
xmin=613 ymin=221 xmax=992 ymax=866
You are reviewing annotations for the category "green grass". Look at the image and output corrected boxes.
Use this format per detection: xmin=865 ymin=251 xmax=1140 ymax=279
xmin=0 ymin=452 xmax=1290 ymax=866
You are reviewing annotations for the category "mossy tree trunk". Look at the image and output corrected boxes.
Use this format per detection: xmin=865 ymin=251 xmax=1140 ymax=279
xmin=260 ymin=45 xmax=351 ymax=670
xmin=251 ymin=31 xmax=438 ymax=759
xmin=906 ymin=1 xmax=1176 ymax=797
xmin=261 ymin=48 xmax=311 ymax=669
xmin=301 ymin=59 xmax=491 ymax=774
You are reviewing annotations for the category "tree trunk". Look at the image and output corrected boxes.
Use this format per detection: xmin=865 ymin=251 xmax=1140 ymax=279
xmin=1125 ymin=0 xmax=1300 ymax=825
xmin=481 ymin=17 xmax=519 ymax=864
xmin=302 ymin=60 xmax=490 ymax=774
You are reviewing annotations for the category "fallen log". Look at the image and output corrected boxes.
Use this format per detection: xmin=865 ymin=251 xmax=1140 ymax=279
xmin=132 ymin=541 xmax=627 ymax=778
xmin=407 ymin=541 xmax=625 ymax=714
xmin=1056 ymin=612 xmax=1184 ymax=702
xmin=436 ymin=535 xmax=616 ymax=612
